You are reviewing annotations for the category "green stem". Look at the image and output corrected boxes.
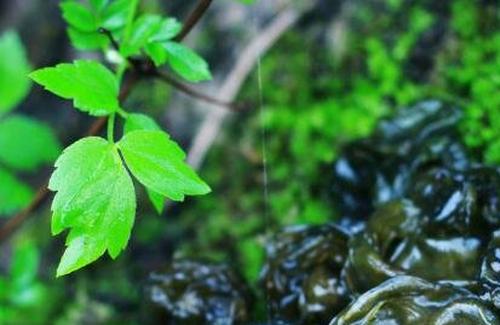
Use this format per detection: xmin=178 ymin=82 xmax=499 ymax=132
xmin=107 ymin=113 xmax=116 ymax=143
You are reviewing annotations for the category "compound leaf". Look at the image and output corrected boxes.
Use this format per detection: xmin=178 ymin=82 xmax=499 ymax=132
xmin=0 ymin=115 xmax=61 ymax=171
xmin=61 ymin=0 xmax=134 ymax=49
xmin=0 ymin=31 xmax=31 ymax=115
xmin=30 ymin=60 xmax=120 ymax=116
xmin=118 ymin=130 xmax=210 ymax=202
xmin=49 ymin=137 xmax=136 ymax=276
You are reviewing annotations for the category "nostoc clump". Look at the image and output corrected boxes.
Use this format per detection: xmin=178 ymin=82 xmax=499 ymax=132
xmin=145 ymin=260 xmax=253 ymax=324
xmin=146 ymin=100 xmax=500 ymax=324
xmin=264 ymin=100 xmax=500 ymax=323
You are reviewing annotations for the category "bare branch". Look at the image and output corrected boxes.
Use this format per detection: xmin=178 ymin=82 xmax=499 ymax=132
xmin=174 ymin=0 xmax=213 ymax=42
xmin=98 ymin=28 xmax=120 ymax=52
xmin=187 ymin=9 xmax=300 ymax=169
xmin=154 ymin=70 xmax=240 ymax=110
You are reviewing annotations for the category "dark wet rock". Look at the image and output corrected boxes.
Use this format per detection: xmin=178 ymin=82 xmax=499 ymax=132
xmin=145 ymin=260 xmax=252 ymax=325
xmin=331 ymin=100 xmax=468 ymax=225
xmin=261 ymin=223 xmax=351 ymax=324
xmin=330 ymin=275 xmax=500 ymax=325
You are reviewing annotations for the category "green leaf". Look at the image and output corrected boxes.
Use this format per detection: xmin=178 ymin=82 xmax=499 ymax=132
xmin=124 ymin=113 xmax=161 ymax=133
xmin=100 ymin=0 xmax=134 ymax=30
xmin=120 ymin=14 xmax=162 ymax=56
xmin=147 ymin=190 xmax=165 ymax=214
xmin=121 ymin=15 xmax=181 ymax=58
xmin=49 ymin=137 xmax=136 ymax=276
xmin=67 ymin=27 xmax=108 ymax=50
xmin=30 ymin=60 xmax=120 ymax=116
xmin=60 ymin=1 xmax=96 ymax=32
xmin=124 ymin=114 xmax=165 ymax=213
xmin=61 ymin=0 xmax=134 ymax=50
xmin=145 ymin=42 xmax=168 ymax=66
xmin=90 ymin=0 xmax=109 ymax=12
xmin=61 ymin=0 xmax=105 ymax=50
xmin=163 ymin=42 xmax=212 ymax=82
xmin=0 ymin=115 xmax=61 ymax=171
xmin=0 ymin=31 xmax=32 ymax=115
xmin=118 ymin=130 xmax=211 ymax=202
xmin=149 ymin=18 xmax=182 ymax=42
xmin=0 ymin=168 xmax=33 ymax=216
xmin=144 ymin=18 xmax=182 ymax=66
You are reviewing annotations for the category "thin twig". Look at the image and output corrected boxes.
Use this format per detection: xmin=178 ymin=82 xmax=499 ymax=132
xmin=154 ymin=70 xmax=239 ymax=110
xmin=174 ymin=0 xmax=213 ymax=42
xmin=187 ymin=9 xmax=300 ymax=169
xmin=98 ymin=28 xmax=120 ymax=52
xmin=0 ymin=185 xmax=50 ymax=243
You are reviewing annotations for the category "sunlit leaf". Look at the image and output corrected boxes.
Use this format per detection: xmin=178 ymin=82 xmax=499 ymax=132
xmin=60 ymin=1 xmax=96 ymax=32
xmin=49 ymin=137 xmax=136 ymax=276
xmin=124 ymin=114 xmax=166 ymax=213
xmin=118 ymin=130 xmax=211 ymax=202
xmin=30 ymin=60 xmax=120 ymax=116
xmin=163 ymin=42 xmax=212 ymax=82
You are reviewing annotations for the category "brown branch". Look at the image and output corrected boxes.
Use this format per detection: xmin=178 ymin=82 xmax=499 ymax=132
xmin=0 ymin=185 xmax=50 ymax=243
xmin=154 ymin=70 xmax=241 ymax=110
xmin=0 ymin=0 xmax=215 ymax=243
xmin=174 ymin=0 xmax=213 ymax=42
xmin=187 ymin=9 xmax=301 ymax=169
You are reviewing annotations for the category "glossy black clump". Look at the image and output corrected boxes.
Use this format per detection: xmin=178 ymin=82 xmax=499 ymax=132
xmin=330 ymin=275 xmax=499 ymax=325
xmin=331 ymin=100 xmax=468 ymax=226
xmin=145 ymin=260 xmax=252 ymax=325
xmin=261 ymin=224 xmax=350 ymax=324
xmin=146 ymin=100 xmax=500 ymax=324
xmin=263 ymin=100 xmax=500 ymax=324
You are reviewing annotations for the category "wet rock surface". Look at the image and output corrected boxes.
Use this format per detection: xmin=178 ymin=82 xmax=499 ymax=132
xmin=145 ymin=100 xmax=500 ymax=324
